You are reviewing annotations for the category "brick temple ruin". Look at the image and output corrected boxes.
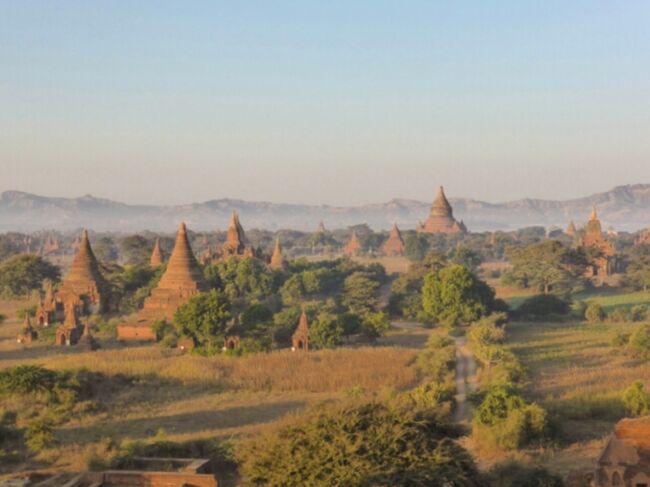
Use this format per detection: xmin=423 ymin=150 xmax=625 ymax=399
xmin=579 ymin=206 xmax=618 ymax=278
xmin=269 ymin=238 xmax=285 ymax=270
xmin=417 ymin=186 xmax=467 ymax=235
xmin=382 ymin=223 xmax=405 ymax=256
xmin=291 ymin=308 xmax=310 ymax=351
xmin=343 ymin=231 xmax=362 ymax=256
xmin=117 ymin=222 xmax=207 ymax=341
xmin=204 ymin=210 xmax=256 ymax=262
xmin=149 ymin=237 xmax=164 ymax=267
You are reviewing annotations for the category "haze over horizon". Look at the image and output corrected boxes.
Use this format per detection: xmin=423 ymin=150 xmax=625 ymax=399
xmin=2 ymin=1 xmax=650 ymax=206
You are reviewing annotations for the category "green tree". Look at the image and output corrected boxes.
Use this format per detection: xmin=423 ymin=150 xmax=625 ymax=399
xmin=174 ymin=290 xmax=232 ymax=348
xmin=629 ymin=324 xmax=650 ymax=359
xmin=584 ymin=302 xmax=605 ymax=323
xmin=622 ymin=380 xmax=650 ymax=416
xmin=624 ymin=245 xmax=650 ymax=292
xmin=0 ymin=236 xmax=18 ymax=261
xmin=0 ymin=254 xmax=60 ymax=298
xmin=309 ymin=312 xmax=343 ymax=349
xmin=120 ymin=235 xmax=152 ymax=265
xmin=361 ymin=311 xmax=391 ymax=339
xmin=342 ymin=272 xmax=380 ymax=315
xmin=93 ymin=237 xmax=119 ymax=263
xmin=503 ymin=240 xmax=587 ymax=294
xmin=422 ymin=265 xmax=501 ymax=327
xmin=450 ymin=245 xmax=483 ymax=273
xmin=404 ymin=234 xmax=430 ymax=262
xmin=240 ymin=402 xmax=483 ymax=486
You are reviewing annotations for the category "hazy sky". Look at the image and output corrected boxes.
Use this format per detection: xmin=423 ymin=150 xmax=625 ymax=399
xmin=1 ymin=1 xmax=649 ymax=206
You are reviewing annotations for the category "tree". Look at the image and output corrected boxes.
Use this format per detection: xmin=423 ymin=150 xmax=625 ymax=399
xmin=174 ymin=290 xmax=232 ymax=348
xmin=450 ymin=245 xmax=483 ymax=273
xmin=309 ymin=311 xmax=343 ymax=349
xmin=622 ymin=380 xmax=650 ymax=416
xmin=93 ymin=237 xmax=119 ymax=263
xmin=422 ymin=265 xmax=502 ymax=327
xmin=361 ymin=311 xmax=391 ymax=339
xmin=240 ymin=402 xmax=483 ymax=486
xmin=623 ymin=245 xmax=650 ymax=292
xmin=0 ymin=254 xmax=60 ymax=298
xmin=120 ymin=235 xmax=152 ymax=265
xmin=342 ymin=272 xmax=380 ymax=315
xmin=503 ymin=240 xmax=587 ymax=294
xmin=0 ymin=236 xmax=18 ymax=261
xmin=629 ymin=324 xmax=650 ymax=359
xmin=404 ymin=234 xmax=430 ymax=262
xmin=517 ymin=294 xmax=570 ymax=318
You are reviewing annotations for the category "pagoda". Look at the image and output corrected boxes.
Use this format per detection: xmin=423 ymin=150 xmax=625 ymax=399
xmin=150 ymin=237 xmax=164 ymax=267
xmin=343 ymin=231 xmax=363 ymax=256
xmin=417 ymin=186 xmax=467 ymax=235
xmin=207 ymin=211 xmax=256 ymax=262
xmin=36 ymin=281 xmax=62 ymax=326
xmin=269 ymin=238 xmax=285 ymax=270
xmin=17 ymin=315 xmax=37 ymax=344
xmin=291 ymin=309 xmax=310 ymax=351
xmin=383 ymin=224 xmax=405 ymax=256
xmin=40 ymin=234 xmax=60 ymax=256
xmin=56 ymin=230 xmax=110 ymax=314
xmin=579 ymin=206 xmax=617 ymax=278
xmin=55 ymin=302 xmax=81 ymax=346
xmin=78 ymin=323 xmax=99 ymax=351
xmin=566 ymin=221 xmax=577 ymax=238
xmin=315 ymin=221 xmax=326 ymax=234
xmin=117 ymin=222 xmax=207 ymax=341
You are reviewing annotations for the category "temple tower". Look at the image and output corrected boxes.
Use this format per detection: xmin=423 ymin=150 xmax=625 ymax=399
xmin=56 ymin=230 xmax=109 ymax=313
xmin=150 ymin=237 xmax=164 ymax=267
xmin=382 ymin=224 xmax=405 ymax=256
xmin=417 ymin=186 xmax=467 ymax=234
xmin=579 ymin=205 xmax=617 ymax=278
xmin=343 ymin=231 xmax=362 ymax=256
xmin=270 ymin=238 xmax=285 ymax=270
xmin=117 ymin=222 xmax=207 ymax=341
xmin=291 ymin=308 xmax=310 ymax=351
xmin=566 ymin=221 xmax=577 ymax=238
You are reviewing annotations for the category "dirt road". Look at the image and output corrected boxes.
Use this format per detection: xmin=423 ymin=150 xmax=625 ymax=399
xmin=453 ymin=336 xmax=479 ymax=426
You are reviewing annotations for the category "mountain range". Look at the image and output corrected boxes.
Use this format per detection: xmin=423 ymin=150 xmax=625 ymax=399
xmin=1 ymin=184 xmax=648 ymax=234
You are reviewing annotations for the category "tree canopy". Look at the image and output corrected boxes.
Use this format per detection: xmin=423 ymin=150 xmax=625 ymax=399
xmin=0 ymin=255 xmax=60 ymax=298
xmin=174 ymin=289 xmax=232 ymax=348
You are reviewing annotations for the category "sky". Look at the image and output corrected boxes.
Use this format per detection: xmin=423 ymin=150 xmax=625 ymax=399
xmin=1 ymin=1 xmax=649 ymax=206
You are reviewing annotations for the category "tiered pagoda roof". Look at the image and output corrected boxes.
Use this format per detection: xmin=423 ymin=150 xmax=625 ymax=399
xmin=417 ymin=186 xmax=467 ymax=235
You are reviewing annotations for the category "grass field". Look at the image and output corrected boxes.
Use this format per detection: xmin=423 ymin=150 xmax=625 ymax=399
xmin=0 ymin=298 xmax=428 ymax=476
xmin=502 ymin=312 xmax=650 ymax=475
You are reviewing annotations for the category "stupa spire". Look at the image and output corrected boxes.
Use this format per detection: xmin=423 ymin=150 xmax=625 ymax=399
xmin=383 ymin=223 xmax=405 ymax=256
xmin=270 ymin=238 xmax=285 ymax=270
xmin=157 ymin=222 xmax=205 ymax=291
xmin=150 ymin=237 xmax=163 ymax=267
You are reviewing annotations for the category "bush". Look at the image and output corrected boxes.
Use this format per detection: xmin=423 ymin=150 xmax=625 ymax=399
xmin=629 ymin=324 xmax=650 ymax=359
xmin=0 ymin=365 xmax=57 ymax=395
xmin=584 ymin=302 xmax=605 ymax=323
xmin=240 ymin=402 xmax=482 ymax=486
xmin=622 ymin=380 xmax=650 ymax=416
xmin=631 ymin=304 xmax=649 ymax=322
xmin=25 ymin=416 xmax=56 ymax=452
xmin=517 ymin=294 xmax=570 ymax=318
xmin=489 ymin=462 xmax=564 ymax=487
xmin=608 ymin=307 xmax=630 ymax=323
xmin=612 ymin=331 xmax=630 ymax=347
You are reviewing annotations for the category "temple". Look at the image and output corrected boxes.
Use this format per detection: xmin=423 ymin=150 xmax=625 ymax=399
xmin=56 ymin=230 xmax=111 ymax=314
xmin=269 ymin=238 xmax=285 ymax=270
xmin=315 ymin=221 xmax=326 ymax=233
xmin=291 ymin=309 xmax=310 ymax=351
xmin=594 ymin=416 xmax=650 ymax=486
xmin=566 ymin=221 xmax=577 ymax=238
xmin=382 ymin=224 xmax=405 ymax=256
xmin=343 ymin=231 xmax=362 ymax=256
xmin=637 ymin=228 xmax=650 ymax=246
xmin=117 ymin=222 xmax=207 ymax=341
xmin=150 ymin=237 xmax=164 ymax=267
xmin=206 ymin=211 xmax=256 ymax=262
xmin=417 ymin=186 xmax=467 ymax=235
xmin=78 ymin=323 xmax=100 ymax=351
xmin=55 ymin=302 xmax=82 ymax=346
xmin=39 ymin=234 xmax=60 ymax=256
xmin=579 ymin=206 xmax=618 ymax=278
xmin=16 ymin=315 xmax=37 ymax=344
xmin=36 ymin=281 xmax=63 ymax=326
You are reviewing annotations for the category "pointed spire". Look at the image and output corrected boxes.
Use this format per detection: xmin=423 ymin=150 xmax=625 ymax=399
xmin=156 ymin=222 xmax=206 ymax=291
xmin=225 ymin=210 xmax=247 ymax=250
xmin=150 ymin=237 xmax=163 ymax=267
xmin=590 ymin=205 xmax=599 ymax=221
xmin=315 ymin=221 xmax=326 ymax=233
xmin=566 ymin=220 xmax=577 ymax=237
xmin=297 ymin=307 xmax=309 ymax=333
xmin=431 ymin=186 xmax=453 ymax=217
xmin=343 ymin=231 xmax=362 ymax=256
xmin=270 ymin=238 xmax=285 ymax=270
xmin=79 ymin=322 xmax=99 ymax=350
xmin=66 ymin=229 xmax=104 ymax=284
xmin=291 ymin=307 xmax=310 ymax=351
xmin=383 ymin=223 xmax=405 ymax=256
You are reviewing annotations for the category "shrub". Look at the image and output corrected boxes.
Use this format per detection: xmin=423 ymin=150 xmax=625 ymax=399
xmin=25 ymin=416 xmax=56 ymax=452
xmin=608 ymin=307 xmax=630 ymax=323
xmin=16 ymin=305 xmax=37 ymax=319
xmin=240 ymin=402 xmax=482 ymax=486
xmin=629 ymin=324 xmax=650 ymax=359
xmin=0 ymin=365 xmax=57 ymax=395
xmin=622 ymin=380 xmax=650 ymax=416
xmin=631 ymin=304 xmax=649 ymax=322
xmin=612 ymin=331 xmax=630 ymax=347
xmin=584 ymin=302 xmax=605 ymax=323
xmin=517 ymin=294 xmax=570 ymax=318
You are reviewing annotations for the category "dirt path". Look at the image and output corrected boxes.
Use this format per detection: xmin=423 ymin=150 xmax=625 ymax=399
xmin=453 ymin=336 xmax=479 ymax=426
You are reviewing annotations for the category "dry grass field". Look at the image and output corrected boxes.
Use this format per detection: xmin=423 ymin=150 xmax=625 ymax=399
xmin=0 ymin=298 xmax=427 ymax=475
xmin=502 ymin=301 xmax=650 ymax=475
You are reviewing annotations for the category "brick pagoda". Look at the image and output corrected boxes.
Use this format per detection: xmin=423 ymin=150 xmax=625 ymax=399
xmin=343 ymin=231 xmax=362 ymax=256
xmin=382 ymin=224 xmax=405 ymax=256
xmin=269 ymin=238 xmax=285 ymax=270
xmin=417 ymin=186 xmax=467 ymax=235
xmin=150 ymin=237 xmax=164 ymax=267
xmin=291 ymin=309 xmax=310 ymax=351
xmin=579 ymin=206 xmax=618 ymax=278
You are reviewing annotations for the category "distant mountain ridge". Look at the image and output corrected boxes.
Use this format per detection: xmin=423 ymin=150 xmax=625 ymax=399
xmin=1 ymin=184 xmax=649 ymax=233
